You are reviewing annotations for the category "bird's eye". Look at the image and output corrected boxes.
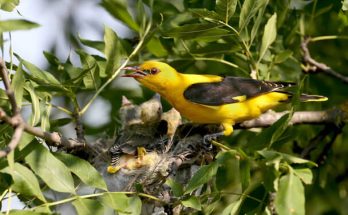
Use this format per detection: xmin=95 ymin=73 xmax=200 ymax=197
xmin=150 ymin=68 xmax=159 ymax=75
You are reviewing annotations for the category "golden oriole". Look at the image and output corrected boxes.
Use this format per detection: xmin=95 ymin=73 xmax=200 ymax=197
xmin=122 ymin=61 xmax=327 ymax=142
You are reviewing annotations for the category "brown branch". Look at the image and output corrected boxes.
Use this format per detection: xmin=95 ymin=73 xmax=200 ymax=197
xmin=0 ymin=58 xmax=85 ymax=158
xmin=0 ymin=58 xmax=23 ymax=157
xmin=238 ymin=108 xmax=346 ymax=129
xmin=0 ymin=60 xmax=19 ymax=115
xmin=0 ymin=117 xmax=24 ymax=157
xmin=73 ymin=111 xmax=86 ymax=143
xmin=0 ymin=108 xmax=85 ymax=152
xmin=301 ymin=37 xmax=348 ymax=84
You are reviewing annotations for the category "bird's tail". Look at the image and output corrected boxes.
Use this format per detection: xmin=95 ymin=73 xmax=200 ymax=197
xmin=299 ymin=94 xmax=328 ymax=102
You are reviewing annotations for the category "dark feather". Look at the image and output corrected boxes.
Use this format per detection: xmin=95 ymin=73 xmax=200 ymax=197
xmin=183 ymin=77 xmax=295 ymax=106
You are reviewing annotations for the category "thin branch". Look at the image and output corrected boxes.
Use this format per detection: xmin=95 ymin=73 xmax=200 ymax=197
xmin=0 ymin=108 xmax=84 ymax=155
xmin=238 ymin=109 xmax=346 ymax=129
xmin=73 ymin=111 xmax=86 ymax=143
xmin=79 ymin=17 xmax=153 ymax=115
xmin=316 ymin=124 xmax=343 ymax=165
xmin=0 ymin=118 xmax=24 ymax=157
xmin=0 ymin=58 xmax=23 ymax=157
xmin=301 ymin=37 xmax=348 ymax=84
xmin=0 ymin=57 xmax=86 ymax=157
xmin=0 ymin=60 xmax=18 ymax=115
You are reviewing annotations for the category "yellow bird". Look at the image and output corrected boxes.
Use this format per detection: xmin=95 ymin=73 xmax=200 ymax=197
xmin=122 ymin=61 xmax=327 ymax=143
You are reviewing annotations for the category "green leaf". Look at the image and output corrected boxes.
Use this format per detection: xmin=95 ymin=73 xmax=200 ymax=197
xmin=263 ymin=165 xmax=280 ymax=192
xmin=25 ymin=144 xmax=75 ymax=194
xmin=18 ymin=133 xmax=35 ymax=150
xmin=221 ymin=198 xmax=243 ymax=215
xmin=1 ymin=163 xmax=46 ymax=202
xmin=250 ymin=112 xmax=292 ymax=150
xmin=257 ymin=150 xmax=317 ymax=168
xmin=164 ymin=23 xmax=231 ymax=40
xmin=239 ymin=0 xmax=268 ymax=31
xmin=250 ymin=0 xmax=268 ymax=44
xmin=43 ymin=51 xmax=60 ymax=66
xmin=293 ymin=168 xmax=313 ymax=185
xmin=40 ymin=97 xmax=51 ymax=131
xmin=240 ymin=159 xmax=250 ymax=191
xmin=79 ymin=36 xmax=105 ymax=53
xmin=24 ymin=84 xmax=41 ymax=126
xmin=190 ymin=8 xmax=221 ymax=20
xmin=274 ymin=50 xmax=293 ymax=63
xmin=146 ymin=37 xmax=168 ymax=57
xmin=74 ymin=50 xmax=99 ymax=87
xmin=136 ymin=0 xmax=147 ymax=35
xmin=21 ymin=58 xmax=61 ymax=85
xmin=50 ymin=118 xmax=73 ymax=128
xmin=0 ymin=19 xmax=39 ymax=33
xmin=275 ymin=173 xmax=305 ymax=215
xmin=0 ymin=172 xmax=12 ymax=193
xmin=343 ymin=0 xmax=348 ymax=11
xmin=216 ymin=0 xmax=237 ymax=23
xmin=190 ymin=41 xmax=240 ymax=55
xmin=72 ymin=198 xmax=104 ymax=215
xmin=76 ymin=51 xmax=99 ymax=89
xmin=100 ymin=0 xmax=140 ymax=31
xmin=54 ymin=152 xmax=107 ymax=191
xmin=280 ymin=153 xmax=317 ymax=167
xmin=124 ymin=196 xmax=142 ymax=215
xmin=11 ymin=62 xmax=25 ymax=108
xmin=104 ymin=26 xmax=123 ymax=74
xmin=185 ymin=162 xmax=218 ymax=194
xmin=182 ymin=196 xmax=202 ymax=210
xmin=99 ymin=193 xmax=129 ymax=211
xmin=165 ymin=178 xmax=183 ymax=197
xmin=0 ymin=0 xmax=20 ymax=12
xmin=216 ymin=151 xmax=240 ymax=190
xmin=259 ymin=13 xmax=277 ymax=62
xmin=99 ymin=193 xmax=141 ymax=214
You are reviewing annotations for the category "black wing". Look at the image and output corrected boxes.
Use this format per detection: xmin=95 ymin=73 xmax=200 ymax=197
xmin=183 ymin=77 xmax=295 ymax=106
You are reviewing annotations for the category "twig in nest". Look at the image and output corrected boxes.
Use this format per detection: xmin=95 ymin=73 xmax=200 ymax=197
xmin=301 ymin=37 xmax=348 ymax=84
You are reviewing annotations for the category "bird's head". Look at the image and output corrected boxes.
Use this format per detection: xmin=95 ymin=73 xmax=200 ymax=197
xmin=122 ymin=61 xmax=180 ymax=92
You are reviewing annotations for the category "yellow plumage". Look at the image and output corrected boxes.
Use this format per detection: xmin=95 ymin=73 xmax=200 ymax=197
xmin=122 ymin=61 xmax=327 ymax=138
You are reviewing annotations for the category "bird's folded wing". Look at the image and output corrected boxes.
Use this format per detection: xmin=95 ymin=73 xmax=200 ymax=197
xmin=183 ymin=77 xmax=295 ymax=106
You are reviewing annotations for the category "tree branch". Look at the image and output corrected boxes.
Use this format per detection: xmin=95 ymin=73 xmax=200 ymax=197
xmin=0 ymin=58 xmax=85 ymax=158
xmin=0 ymin=116 xmax=24 ymax=157
xmin=238 ymin=108 xmax=346 ymax=129
xmin=0 ymin=108 xmax=85 ymax=153
xmin=0 ymin=60 xmax=18 ymax=115
xmin=0 ymin=58 xmax=23 ymax=157
xmin=301 ymin=37 xmax=348 ymax=84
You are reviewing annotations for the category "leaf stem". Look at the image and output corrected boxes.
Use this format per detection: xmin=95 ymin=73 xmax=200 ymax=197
xmin=30 ymin=191 xmax=162 ymax=210
xmin=47 ymin=102 xmax=72 ymax=115
xmin=211 ymin=140 xmax=232 ymax=151
xmin=310 ymin=35 xmax=348 ymax=42
xmin=6 ymin=188 xmax=12 ymax=215
xmin=0 ymin=189 xmax=9 ymax=202
xmin=216 ymin=21 xmax=257 ymax=72
xmin=79 ymin=19 xmax=152 ymax=115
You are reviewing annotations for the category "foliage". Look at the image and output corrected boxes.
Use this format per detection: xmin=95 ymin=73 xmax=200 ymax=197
xmin=0 ymin=0 xmax=348 ymax=214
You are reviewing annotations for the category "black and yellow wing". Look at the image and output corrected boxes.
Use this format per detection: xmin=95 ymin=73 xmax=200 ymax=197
xmin=183 ymin=77 xmax=295 ymax=106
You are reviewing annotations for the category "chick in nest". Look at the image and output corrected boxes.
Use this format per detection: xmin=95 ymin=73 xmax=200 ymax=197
xmin=108 ymin=94 xmax=168 ymax=174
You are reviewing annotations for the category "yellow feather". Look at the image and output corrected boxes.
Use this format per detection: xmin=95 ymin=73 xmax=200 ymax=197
xmin=125 ymin=61 xmax=325 ymax=137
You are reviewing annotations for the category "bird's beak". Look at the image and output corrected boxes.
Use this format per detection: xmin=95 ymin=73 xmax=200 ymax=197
xmin=122 ymin=66 xmax=146 ymax=78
